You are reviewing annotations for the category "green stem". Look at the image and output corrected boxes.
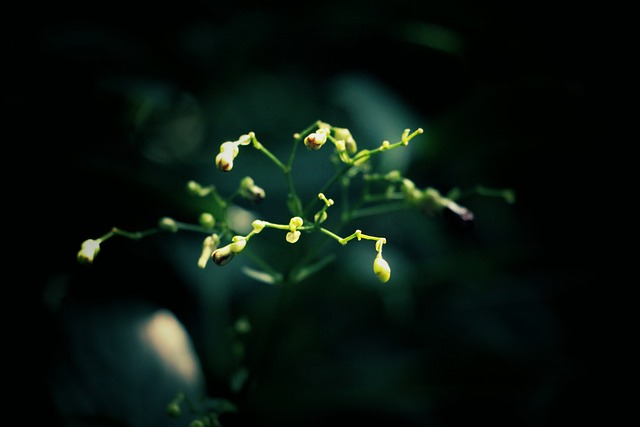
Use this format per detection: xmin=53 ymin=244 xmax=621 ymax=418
xmin=251 ymin=133 xmax=288 ymax=173
xmin=303 ymin=162 xmax=352 ymax=217
xmin=102 ymin=227 xmax=159 ymax=242
xmin=318 ymin=227 xmax=347 ymax=245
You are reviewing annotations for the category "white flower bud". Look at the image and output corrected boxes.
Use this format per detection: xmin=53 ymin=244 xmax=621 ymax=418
xmin=303 ymin=129 xmax=328 ymax=150
xmin=212 ymin=245 xmax=235 ymax=266
xmin=77 ymin=239 xmax=101 ymax=264
xmin=216 ymin=150 xmax=235 ymax=171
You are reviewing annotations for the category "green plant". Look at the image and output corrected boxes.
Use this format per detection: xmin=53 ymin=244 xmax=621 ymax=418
xmin=77 ymin=120 xmax=513 ymax=284
xmin=75 ymin=119 xmax=514 ymax=424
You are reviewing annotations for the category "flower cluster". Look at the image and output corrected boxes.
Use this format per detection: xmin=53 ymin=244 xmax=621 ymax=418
xmin=76 ymin=120 xmax=509 ymax=285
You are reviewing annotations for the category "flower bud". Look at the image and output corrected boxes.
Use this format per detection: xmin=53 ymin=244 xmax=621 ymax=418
xmin=373 ymin=255 xmax=391 ymax=283
xmin=199 ymin=212 xmax=216 ymax=230
xmin=237 ymin=134 xmax=252 ymax=145
xmin=239 ymin=176 xmax=266 ymax=204
xmin=186 ymin=180 xmax=202 ymax=195
xmin=286 ymin=230 xmax=301 ymax=243
xmin=158 ymin=217 xmax=179 ymax=232
xmin=198 ymin=234 xmax=219 ymax=269
xmin=229 ymin=236 xmax=247 ymax=253
xmin=216 ymin=150 xmax=235 ymax=171
xmin=212 ymin=245 xmax=235 ymax=266
xmin=333 ymin=127 xmax=357 ymax=154
xmin=252 ymin=220 xmax=266 ymax=233
xmin=443 ymin=201 xmax=475 ymax=230
xmin=345 ymin=138 xmax=357 ymax=154
xmin=220 ymin=141 xmax=239 ymax=155
xmin=314 ymin=210 xmax=327 ymax=223
xmin=303 ymin=129 xmax=328 ymax=150
xmin=77 ymin=239 xmax=101 ymax=264
xmin=289 ymin=216 xmax=304 ymax=229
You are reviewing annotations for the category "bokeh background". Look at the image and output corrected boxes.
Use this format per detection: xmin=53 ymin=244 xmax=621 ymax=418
xmin=10 ymin=1 xmax=604 ymax=426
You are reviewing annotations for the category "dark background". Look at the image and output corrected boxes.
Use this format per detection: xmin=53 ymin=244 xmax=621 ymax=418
xmin=8 ymin=1 xmax=608 ymax=426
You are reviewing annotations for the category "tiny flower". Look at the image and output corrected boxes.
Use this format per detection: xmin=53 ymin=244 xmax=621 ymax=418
xmin=303 ymin=128 xmax=328 ymax=150
xmin=186 ymin=180 xmax=213 ymax=197
xmin=286 ymin=230 xmax=301 ymax=243
xmin=314 ymin=211 xmax=327 ymax=223
xmin=212 ymin=245 xmax=235 ymax=266
xmin=77 ymin=239 xmax=100 ymax=264
xmin=237 ymin=134 xmax=252 ymax=146
xmin=442 ymin=201 xmax=475 ymax=230
xmin=158 ymin=217 xmax=179 ymax=232
xmin=198 ymin=234 xmax=219 ymax=269
xmin=373 ymin=254 xmax=391 ymax=283
xmin=216 ymin=150 xmax=235 ymax=171
xmin=199 ymin=212 xmax=216 ymax=230
xmin=252 ymin=219 xmax=266 ymax=233
xmin=215 ymin=141 xmax=240 ymax=171
xmin=239 ymin=176 xmax=266 ymax=204
xmin=289 ymin=216 xmax=304 ymax=229
xmin=229 ymin=235 xmax=247 ymax=253
xmin=333 ymin=127 xmax=357 ymax=154
xmin=186 ymin=180 xmax=202 ymax=195
xmin=220 ymin=140 xmax=239 ymax=155
xmin=286 ymin=216 xmax=304 ymax=243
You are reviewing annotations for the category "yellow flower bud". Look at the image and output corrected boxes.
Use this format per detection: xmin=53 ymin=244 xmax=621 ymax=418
xmin=197 ymin=234 xmax=219 ymax=269
xmin=289 ymin=216 xmax=304 ymax=229
xmin=286 ymin=230 xmax=301 ymax=243
xmin=333 ymin=127 xmax=357 ymax=154
xmin=229 ymin=236 xmax=247 ymax=253
xmin=252 ymin=220 xmax=266 ymax=233
xmin=199 ymin=212 xmax=215 ymax=229
xmin=373 ymin=255 xmax=391 ymax=283
xmin=314 ymin=210 xmax=327 ymax=223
